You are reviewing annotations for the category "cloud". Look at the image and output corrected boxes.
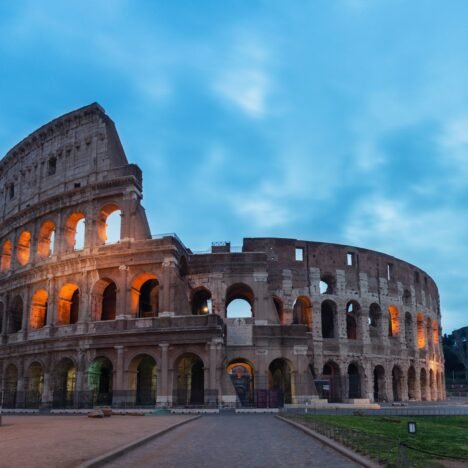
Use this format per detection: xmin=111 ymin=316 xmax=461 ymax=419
xmin=233 ymin=197 xmax=291 ymax=229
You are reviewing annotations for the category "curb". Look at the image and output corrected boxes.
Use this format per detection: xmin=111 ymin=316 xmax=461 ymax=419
xmin=276 ymin=416 xmax=379 ymax=468
xmin=78 ymin=415 xmax=201 ymax=468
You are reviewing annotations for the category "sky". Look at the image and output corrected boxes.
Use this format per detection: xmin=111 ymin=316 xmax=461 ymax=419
xmin=0 ymin=0 xmax=467 ymax=333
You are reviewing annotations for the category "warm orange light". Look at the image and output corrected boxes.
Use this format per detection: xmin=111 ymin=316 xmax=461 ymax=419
xmin=30 ymin=289 xmax=48 ymax=329
xmin=432 ymin=320 xmax=439 ymax=344
xmin=58 ymin=283 xmax=79 ymax=324
xmin=1 ymin=240 xmax=12 ymax=271
xmin=16 ymin=231 xmax=31 ymax=265
xmin=65 ymin=212 xmax=85 ymax=248
xmin=388 ymin=305 xmax=400 ymax=336
xmin=37 ymin=220 xmax=55 ymax=257
xmin=417 ymin=312 xmax=425 ymax=349
xmin=97 ymin=203 xmax=121 ymax=243
xmin=130 ymin=272 xmax=158 ymax=315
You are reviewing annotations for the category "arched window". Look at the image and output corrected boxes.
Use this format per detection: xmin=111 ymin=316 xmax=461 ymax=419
xmin=321 ymin=300 xmax=336 ymax=338
xmin=192 ymin=288 xmax=212 ymax=315
xmin=8 ymin=295 xmax=23 ymax=333
xmin=432 ymin=320 xmax=439 ymax=345
xmin=65 ymin=212 xmax=85 ymax=251
xmin=292 ymin=296 xmax=312 ymax=329
xmin=16 ymin=230 xmax=31 ymax=265
xmin=37 ymin=221 xmax=56 ymax=258
xmin=402 ymin=289 xmax=411 ymax=306
xmin=100 ymin=281 xmax=117 ymax=321
xmin=97 ymin=203 xmax=122 ymax=245
xmin=417 ymin=313 xmax=425 ymax=349
xmin=57 ymin=284 xmax=80 ymax=325
xmin=319 ymin=273 xmax=335 ymax=294
xmin=368 ymin=303 xmax=381 ymax=337
xmin=226 ymin=283 xmax=254 ymax=318
xmin=388 ymin=305 xmax=400 ymax=337
xmin=130 ymin=273 xmax=159 ymax=318
xmin=346 ymin=301 xmax=359 ymax=339
xmin=30 ymin=289 xmax=48 ymax=329
xmin=1 ymin=240 xmax=12 ymax=272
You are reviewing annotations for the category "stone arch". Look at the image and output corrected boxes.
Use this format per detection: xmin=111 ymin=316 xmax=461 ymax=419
xmin=88 ymin=356 xmax=113 ymax=406
xmin=4 ymin=363 xmax=18 ymax=408
xmin=321 ymin=299 xmax=336 ymax=338
xmin=319 ymin=273 xmax=336 ymax=294
xmin=373 ymin=365 xmax=386 ymax=402
xmin=128 ymin=354 xmax=157 ymax=406
xmin=322 ymin=360 xmax=341 ymax=402
xmin=269 ymin=358 xmax=294 ymax=406
xmin=408 ymin=366 xmax=416 ymax=400
xmin=91 ymin=278 xmax=117 ymax=321
xmin=388 ymin=305 xmax=400 ymax=337
xmin=25 ymin=361 xmax=44 ymax=408
xmin=57 ymin=283 xmax=80 ymax=325
xmin=8 ymin=295 xmax=23 ymax=333
xmin=97 ymin=202 xmax=122 ymax=245
xmin=52 ymin=358 xmax=76 ymax=408
xmin=29 ymin=289 xmax=48 ymax=329
xmin=225 ymin=283 xmax=254 ymax=318
xmin=191 ymin=287 xmax=212 ymax=316
xmin=392 ymin=365 xmax=403 ymax=401
xmin=368 ymin=303 xmax=381 ymax=337
xmin=173 ymin=353 xmax=204 ymax=405
xmin=37 ymin=220 xmax=56 ymax=258
xmin=346 ymin=300 xmax=360 ymax=340
xmin=1 ymin=239 xmax=12 ymax=272
xmin=272 ymin=296 xmax=284 ymax=324
xmin=432 ymin=320 xmax=439 ymax=346
xmin=347 ymin=362 xmax=363 ymax=399
xmin=420 ymin=368 xmax=428 ymax=401
xmin=292 ymin=295 xmax=312 ymax=329
xmin=417 ymin=312 xmax=425 ymax=348
xmin=130 ymin=272 xmax=159 ymax=317
xmin=226 ymin=358 xmax=255 ymax=407
xmin=404 ymin=312 xmax=414 ymax=348
xmin=16 ymin=230 xmax=31 ymax=265
xmin=64 ymin=211 xmax=86 ymax=251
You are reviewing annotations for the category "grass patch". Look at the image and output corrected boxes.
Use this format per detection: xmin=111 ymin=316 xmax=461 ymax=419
xmin=288 ymin=415 xmax=468 ymax=467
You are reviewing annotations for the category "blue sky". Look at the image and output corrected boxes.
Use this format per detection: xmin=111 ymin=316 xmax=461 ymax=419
xmin=0 ymin=0 xmax=467 ymax=333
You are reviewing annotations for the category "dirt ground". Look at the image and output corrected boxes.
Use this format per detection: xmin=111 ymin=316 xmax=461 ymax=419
xmin=0 ymin=414 xmax=193 ymax=468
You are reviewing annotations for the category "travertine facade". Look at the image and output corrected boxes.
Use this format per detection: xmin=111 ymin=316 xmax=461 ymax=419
xmin=0 ymin=104 xmax=445 ymax=409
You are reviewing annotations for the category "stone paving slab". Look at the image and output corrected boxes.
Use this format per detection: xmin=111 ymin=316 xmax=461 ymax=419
xmin=0 ymin=414 xmax=193 ymax=468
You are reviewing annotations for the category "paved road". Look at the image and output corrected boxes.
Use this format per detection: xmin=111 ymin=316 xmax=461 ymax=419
xmin=104 ymin=415 xmax=360 ymax=468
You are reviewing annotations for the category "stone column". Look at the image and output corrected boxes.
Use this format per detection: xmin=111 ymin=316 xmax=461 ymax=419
xmin=114 ymin=346 xmax=125 ymax=406
xmin=157 ymin=343 xmax=169 ymax=406
xmin=16 ymin=359 xmax=25 ymax=409
xmin=46 ymin=275 xmax=56 ymax=326
xmin=117 ymin=265 xmax=129 ymax=318
xmin=160 ymin=258 xmax=177 ymax=315
xmin=41 ymin=354 xmax=52 ymax=409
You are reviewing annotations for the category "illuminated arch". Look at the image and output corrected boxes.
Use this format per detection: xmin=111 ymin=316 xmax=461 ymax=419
xmin=16 ymin=230 xmax=31 ymax=265
xmin=388 ymin=305 xmax=400 ymax=337
xmin=64 ymin=212 xmax=85 ymax=251
xmin=29 ymin=289 xmax=48 ymax=329
xmin=57 ymin=283 xmax=80 ymax=325
xmin=97 ymin=203 xmax=121 ymax=244
xmin=1 ymin=240 xmax=12 ymax=272
xmin=37 ymin=220 xmax=56 ymax=258
xmin=191 ymin=287 xmax=212 ymax=315
xmin=226 ymin=283 xmax=254 ymax=318
xmin=92 ymin=278 xmax=117 ymax=321
xmin=130 ymin=273 xmax=159 ymax=317
xmin=292 ymin=296 xmax=312 ymax=329
xmin=416 ymin=312 xmax=425 ymax=349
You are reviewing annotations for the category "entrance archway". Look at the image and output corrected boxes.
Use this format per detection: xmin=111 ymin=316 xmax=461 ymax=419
xmin=26 ymin=362 xmax=44 ymax=408
xmin=373 ymin=365 xmax=386 ymax=402
xmin=53 ymin=358 xmax=76 ymax=408
xmin=322 ymin=361 xmax=341 ymax=402
xmin=408 ymin=366 xmax=416 ymax=400
xmin=174 ymin=354 xmax=204 ymax=405
xmin=392 ymin=365 xmax=403 ymax=402
xmin=347 ymin=363 xmax=361 ymax=399
xmin=88 ymin=357 xmax=113 ymax=406
xmin=269 ymin=358 xmax=293 ymax=407
xmin=420 ymin=368 xmax=428 ymax=401
xmin=129 ymin=354 xmax=157 ymax=406
xmin=226 ymin=359 xmax=254 ymax=407
xmin=4 ymin=364 xmax=18 ymax=408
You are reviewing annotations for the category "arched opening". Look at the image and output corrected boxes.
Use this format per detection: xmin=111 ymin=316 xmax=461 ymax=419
xmin=392 ymin=365 xmax=403 ymax=401
xmin=26 ymin=362 xmax=44 ymax=408
xmin=8 ymin=295 xmax=23 ymax=333
xmin=402 ymin=289 xmax=411 ymax=306
xmin=368 ymin=303 xmax=381 ymax=337
xmin=174 ymin=353 xmax=204 ymax=406
xmin=88 ymin=357 xmax=113 ymax=406
xmin=347 ymin=363 xmax=361 ymax=399
xmin=373 ymin=365 xmax=386 ymax=402
xmin=226 ymin=283 xmax=254 ymax=318
xmin=1 ymin=240 xmax=12 ymax=272
xmin=269 ymin=358 xmax=293 ymax=407
xmin=98 ymin=203 xmax=122 ymax=245
xmin=53 ymin=358 xmax=76 ymax=409
xmin=226 ymin=359 xmax=255 ymax=407
xmin=130 ymin=273 xmax=159 ymax=318
xmin=322 ymin=361 xmax=341 ymax=402
xmin=191 ymin=288 xmax=212 ymax=315
xmin=292 ymin=296 xmax=312 ymax=329
xmin=129 ymin=354 xmax=157 ymax=406
xmin=432 ymin=320 xmax=439 ymax=346
xmin=426 ymin=318 xmax=433 ymax=349
xmin=319 ymin=273 xmax=335 ymax=294
xmin=273 ymin=296 xmax=284 ymax=324
xmin=417 ymin=313 xmax=425 ymax=349
xmin=388 ymin=305 xmax=400 ymax=337
xmin=65 ymin=212 xmax=85 ymax=251
xmin=4 ymin=364 xmax=18 ymax=408
xmin=37 ymin=220 xmax=56 ymax=258
xmin=405 ymin=312 xmax=413 ymax=348
xmin=420 ymin=368 xmax=428 ymax=401
xmin=57 ymin=283 xmax=80 ymax=325
xmin=91 ymin=278 xmax=117 ymax=321
xmin=408 ymin=366 xmax=416 ymax=400
xmin=429 ymin=369 xmax=436 ymax=400
xmin=321 ymin=300 xmax=336 ymax=338
xmin=346 ymin=301 xmax=359 ymax=340
xmin=29 ymin=289 xmax=48 ymax=329
xmin=16 ymin=230 xmax=31 ymax=265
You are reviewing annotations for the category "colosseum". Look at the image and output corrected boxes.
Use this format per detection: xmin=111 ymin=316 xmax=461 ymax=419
xmin=0 ymin=103 xmax=445 ymax=410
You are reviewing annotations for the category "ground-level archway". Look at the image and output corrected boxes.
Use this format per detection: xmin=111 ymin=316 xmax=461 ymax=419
xmin=322 ymin=361 xmax=342 ymax=402
xmin=25 ymin=362 xmax=44 ymax=408
xmin=347 ymin=363 xmax=362 ymax=399
xmin=269 ymin=358 xmax=294 ymax=407
xmin=408 ymin=366 xmax=416 ymax=400
xmin=4 ymin=364 xmax=18 ymax=408
xmin=174 ymin=353 xmax=204 ymax=406
xmin=52 ymin=358 xmax=76 ymax=408
xmin=226 ymin=359 xmax=255 ymax=407
xmin=373 ymin=365 xmax=386 ymax=402
xmin=129 ymin=354 xmax=157 ymax=406
xmin=392 ymin=365 xmax=403 ymax=402
xmin=88 ymin=357 xmax=113 ymax=406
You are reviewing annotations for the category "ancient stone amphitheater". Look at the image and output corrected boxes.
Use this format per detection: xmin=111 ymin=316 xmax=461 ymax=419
xmin=0 ymin=103 xmax=445 ymax=410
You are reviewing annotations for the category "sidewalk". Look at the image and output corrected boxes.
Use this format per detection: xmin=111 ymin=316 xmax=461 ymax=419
xmin=0 ymin=414 xmax=193 ymax=468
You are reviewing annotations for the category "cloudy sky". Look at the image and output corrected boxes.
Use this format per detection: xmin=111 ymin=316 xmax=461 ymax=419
xmin=0 ymin=0 xmax=467 ymax=332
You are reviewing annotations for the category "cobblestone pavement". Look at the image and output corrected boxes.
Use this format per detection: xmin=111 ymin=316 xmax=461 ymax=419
xmin=104 ymin=415 xmax=360 ymax=468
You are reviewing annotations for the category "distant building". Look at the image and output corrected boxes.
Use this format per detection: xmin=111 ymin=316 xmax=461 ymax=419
xmin=0 ymin=104 xmax=445 ymax=409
